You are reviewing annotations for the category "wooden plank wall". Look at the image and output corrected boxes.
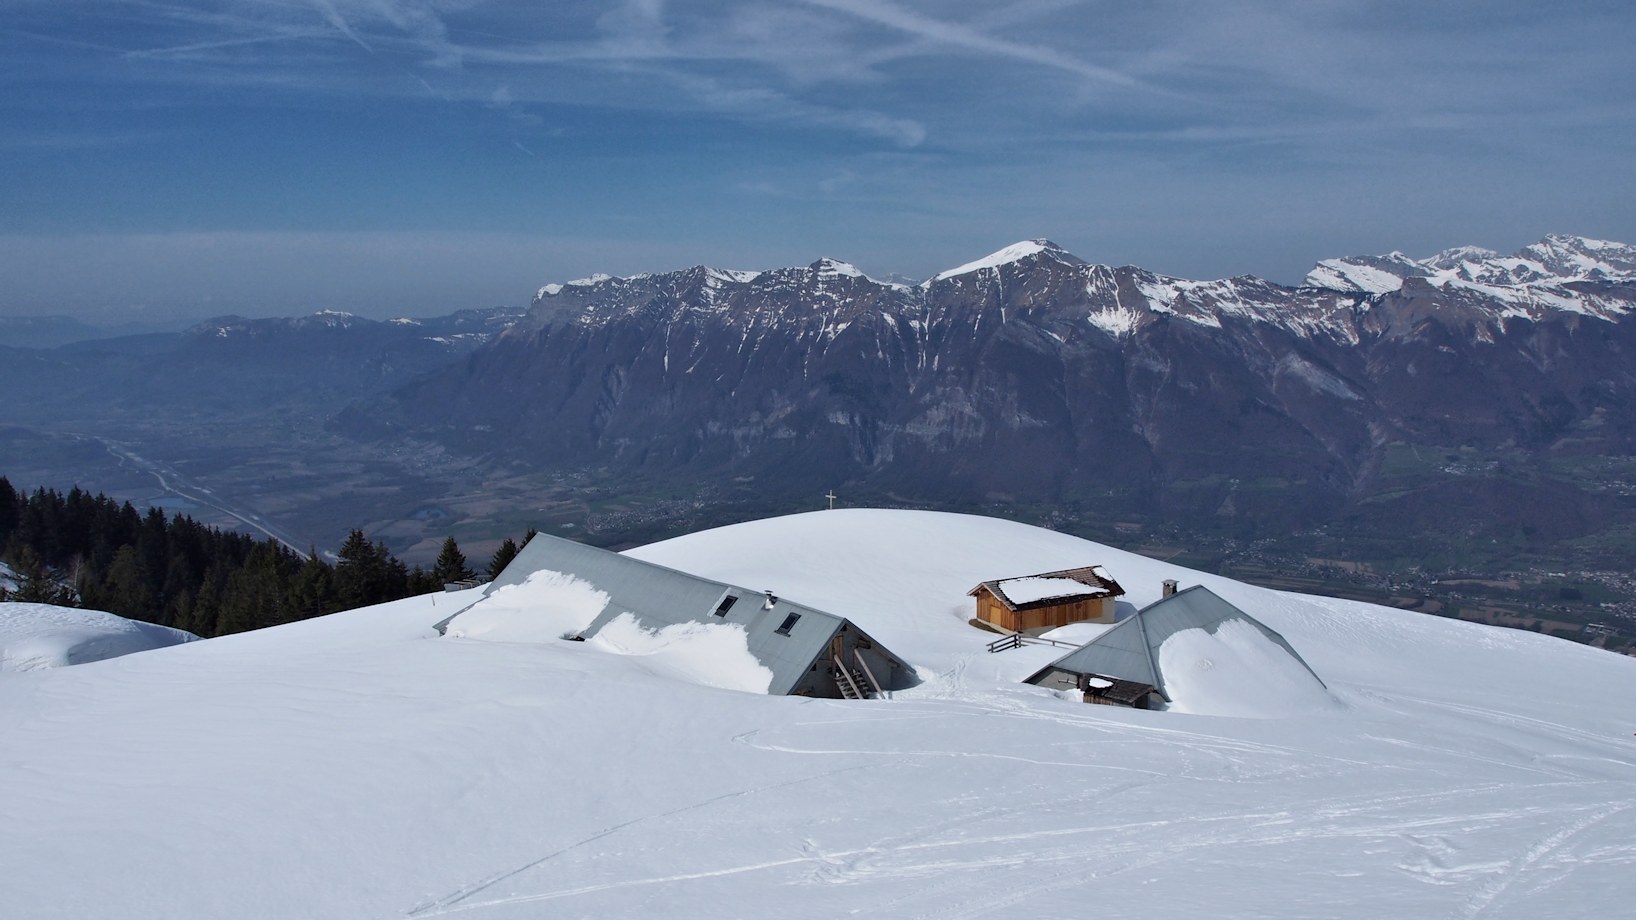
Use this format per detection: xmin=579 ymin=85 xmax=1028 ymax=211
xmin=976 ymin=591 xmax=1114 ymax=632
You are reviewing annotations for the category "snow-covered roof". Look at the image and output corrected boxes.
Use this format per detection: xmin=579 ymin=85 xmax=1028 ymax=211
xmin=1025 ymin=585 xmax=1325 ymax=702
xmin=463 ymin=532 xmax=910 ymax=696
xmin=967 ymin=565 xmax=1124 ymax=611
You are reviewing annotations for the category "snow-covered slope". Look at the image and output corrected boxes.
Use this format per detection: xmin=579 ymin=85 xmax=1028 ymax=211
xmin=3 ymin=511 xmax=1633 ymax=919
xmin=0 ymin=602 xmax=198 ymax=671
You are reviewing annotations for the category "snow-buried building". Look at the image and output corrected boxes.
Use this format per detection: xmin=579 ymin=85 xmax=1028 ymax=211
xmin=1024 ymin=585 xmax=1328 ymax=711
xmin=449 ymin=532 xmax=916 ymax=699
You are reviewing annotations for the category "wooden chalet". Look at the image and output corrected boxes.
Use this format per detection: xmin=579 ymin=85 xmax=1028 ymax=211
xmin=967 ymin=565 xmax=1125 ymax=633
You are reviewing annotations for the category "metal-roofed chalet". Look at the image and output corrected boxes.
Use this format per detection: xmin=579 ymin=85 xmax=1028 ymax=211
xmin=1024 ymin=585 xmax=1324 ymax=708
xmin=454 ymin=531 xmax=915 ymax=699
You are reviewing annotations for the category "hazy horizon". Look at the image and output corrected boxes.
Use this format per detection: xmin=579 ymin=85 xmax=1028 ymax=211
xmin=4 ymin=1 xmax=1634 ymax=323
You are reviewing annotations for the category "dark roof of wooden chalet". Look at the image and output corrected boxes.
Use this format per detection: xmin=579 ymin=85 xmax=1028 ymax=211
xmin=965 ymin=565 xmax=1126 ymax=612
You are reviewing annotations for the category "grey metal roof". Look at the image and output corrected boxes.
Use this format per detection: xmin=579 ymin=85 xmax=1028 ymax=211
xmin=479 ymin=532 xmax=864 ymax=696
xmin=1025 ymin=585 xmax=1324 ymax=699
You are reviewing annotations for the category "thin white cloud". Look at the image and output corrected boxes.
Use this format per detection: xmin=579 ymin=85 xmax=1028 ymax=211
xmin=796 ymin=0 xmax=1143 ymax=89
xmin=307 ymin=0 xmax=375 ymax=53
xmin=658 ymin=68 xmax=927 ymax=147
xmin=124 ymin=31 xmax=334 ymax=60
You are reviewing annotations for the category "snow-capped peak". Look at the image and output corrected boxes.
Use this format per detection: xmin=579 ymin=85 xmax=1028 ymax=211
xmin=930 ymin=239 xmax=1078 ymax=283
xmin=537 ymin=273 xmax=622 ymax=300
xmin=810 ymin=257 xmax=864 ymax=279
xmin=1422 ymin=246 xmax=1501 ymax=271
xmin=1518 ymin=234 xmax=1636 ymax=279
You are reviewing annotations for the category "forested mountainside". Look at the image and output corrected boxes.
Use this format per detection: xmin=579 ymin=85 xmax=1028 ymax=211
xmin=0 ymin=476 xmax=523 ymax=638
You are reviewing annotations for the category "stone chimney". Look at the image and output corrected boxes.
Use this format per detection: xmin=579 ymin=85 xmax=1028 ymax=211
xmin=1162 ymin=579 xmax=1178 ymax=598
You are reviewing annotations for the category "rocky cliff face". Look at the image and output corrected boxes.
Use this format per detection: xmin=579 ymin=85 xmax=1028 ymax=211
xmin=354 ymin=237 xmax=1636 ymax=536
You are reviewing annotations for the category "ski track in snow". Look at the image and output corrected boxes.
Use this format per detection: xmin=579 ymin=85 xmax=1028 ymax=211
xmin=405 ymin=766 xmax=873 ymax=918
xmin=404 ymin=702 xmax=1632 ymax=918
xmin=1452 ymin=803 xmax=1633 ymax=920
xmin=411 ymin=792 xmax=1632 ymax=919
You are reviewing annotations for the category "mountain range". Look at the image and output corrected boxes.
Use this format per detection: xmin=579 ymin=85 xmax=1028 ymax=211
xmin=5 ymin=234 xmax=1636 ymax=623
xmin=346 ymin=234 xmax=1636 ymax=570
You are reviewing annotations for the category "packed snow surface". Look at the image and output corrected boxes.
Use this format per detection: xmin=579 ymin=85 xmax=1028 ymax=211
xmin=4 ymin=510 xmax=1636 ymax=919
xmin=0 ymin=602 xmax=198 ymax=672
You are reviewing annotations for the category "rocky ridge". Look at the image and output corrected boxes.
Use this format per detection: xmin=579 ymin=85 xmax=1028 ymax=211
xmin=352 ymin=236 xmax=1636 ymax=547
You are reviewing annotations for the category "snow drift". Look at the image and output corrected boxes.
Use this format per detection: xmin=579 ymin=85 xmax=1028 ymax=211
xmin=587 ymin=613 xmax=775 ymax=694
xmin=440 ymin=568 xmax=608 ymax=641
xmin=1158 ymin=618 xmax=1342 ymax=718
xmin=0 ymin=602 xmax=198 ymax=672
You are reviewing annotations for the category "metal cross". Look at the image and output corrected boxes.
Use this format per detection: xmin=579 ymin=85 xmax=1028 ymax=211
xmin=825 ymin=490 xmax=837 ymax=510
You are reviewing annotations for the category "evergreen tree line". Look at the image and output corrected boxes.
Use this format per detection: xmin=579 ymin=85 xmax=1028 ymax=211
xmin=0 ymin=476 xmax=531 ymax=638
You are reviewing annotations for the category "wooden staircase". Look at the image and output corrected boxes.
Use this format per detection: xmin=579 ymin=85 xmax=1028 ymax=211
xmin=833 ymin=649 xmax=886 ymax=700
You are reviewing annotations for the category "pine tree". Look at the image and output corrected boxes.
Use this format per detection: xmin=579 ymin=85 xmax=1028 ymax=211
xmin=333 ymin=529 xmax=383 ymax=609
xmin=432 ymin=536 xmax=475 ymax=585
xmin=383 ymin=551 xmax=411 ymax=600
xmin=95 ymin=545 xmax=159 ymax=623
xmin=333 ymin=530 xmax=407 ymax=608
xmin=284 ymin=550 xmax=337 ymax=621
xmin=488 ymin=537 xmax=520 ymax=580
xmin=407 ymin=564 xmax=439 ymax=596
xmin=186 ymin=571 xmax=224 ymax=637
xmin=216 ymin=545 xmax=286 ymax=635
xmin=0 ymin=475 xmax=19 ymax=548
xmin=9 ymin=545 xmax=75 ymax=606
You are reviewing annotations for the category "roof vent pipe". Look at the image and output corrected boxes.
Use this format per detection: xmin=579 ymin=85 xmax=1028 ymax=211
xmin=1162 ymin=579 xmax=1178 ymax=598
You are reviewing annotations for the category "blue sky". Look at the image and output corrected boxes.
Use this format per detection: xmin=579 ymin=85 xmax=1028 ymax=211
xmin=3 ymin=1 xmax=1633 ymax=321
